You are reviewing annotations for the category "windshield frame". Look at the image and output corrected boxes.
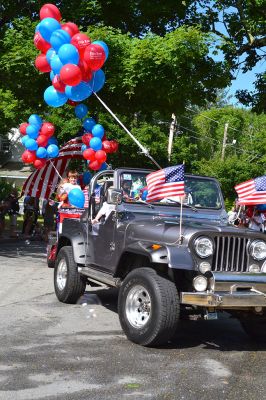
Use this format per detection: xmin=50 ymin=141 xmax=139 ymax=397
xmin=114 ymin=169 xmax=224 ymax=211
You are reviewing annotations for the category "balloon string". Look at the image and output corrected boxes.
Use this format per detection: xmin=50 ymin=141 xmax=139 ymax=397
xmin=93 ymin=92 xmax=162 ymax=169
xmin=49 ymin=159 xmax=62 ymax=180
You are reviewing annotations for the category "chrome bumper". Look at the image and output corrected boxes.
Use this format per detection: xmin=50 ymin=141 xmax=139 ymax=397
xmin=181 ymin=272 xmax=266 ymax=308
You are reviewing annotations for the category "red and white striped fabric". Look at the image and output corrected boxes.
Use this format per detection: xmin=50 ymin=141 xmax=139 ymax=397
xmin=58 ymin=137 xmax=84 ymax=159
xmin=22 ymin=158 xmax=69 ymax=199
xmin=22 ymin=137 xmax=84 ymax=199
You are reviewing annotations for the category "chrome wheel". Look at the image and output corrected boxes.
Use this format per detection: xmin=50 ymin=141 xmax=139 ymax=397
xmin=57 ymin=258 xmax=67 ymax=291
xmin=125 ymin=285 xmax=151 ymax=328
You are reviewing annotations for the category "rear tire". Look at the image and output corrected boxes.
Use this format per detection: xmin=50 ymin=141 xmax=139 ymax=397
xmin=118 ymin=267 xmax=180 ymax=346
xmin=54 ymin=246 xmax=86 ymax=303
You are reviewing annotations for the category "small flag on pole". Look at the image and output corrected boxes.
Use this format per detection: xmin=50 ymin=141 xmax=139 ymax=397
xmin=235 ymin=175 xmax=266 ymax=205
xmin=146 ymin=164 xmax=185 ymax=202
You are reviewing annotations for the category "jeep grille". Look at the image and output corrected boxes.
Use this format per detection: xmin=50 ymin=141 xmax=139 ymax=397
xmin=212 ymin=236 xmax=249 ymax=272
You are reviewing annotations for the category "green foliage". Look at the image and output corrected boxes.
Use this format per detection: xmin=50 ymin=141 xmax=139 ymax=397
xmin=0 ymin=179 xmax=14 ymax=201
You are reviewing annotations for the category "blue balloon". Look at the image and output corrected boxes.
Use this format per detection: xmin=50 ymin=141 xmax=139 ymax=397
xmin=92 ymin=124 xmax=104 ymax=139
xmin=75 ymin=103 xmax=88 ymax=119
xmin=68 ymin=188 xmax=85 ymax=208
xmin=83 ymin=171 xmax=91 ymax=185
xmin=50 ymin=29 xmax=71 ymax=52
xmin=46 ymin=48 xmax=57 ymax=65
xmin=47 ymin=144 xmax=59 ymax=158
xmin=36 ymin=147 xmax=48 ymax=159
xmin=39 ymin=18 xmax=61 ymax=42
xmin=90 ymin=137 xmax=102 ymax=151
xmin=28 ymin=114 xmax=42 ymax=128
xmin=89 ymin=69 xmax=105 ymax=93
xmin=44 ymin=86 xmax=68 ymax=108
xmin=58 ymin=44 xmax=79 ymax=65
xmin=81 ymin=144 xmax=87 ymax=152
xmin=25 ymin=138 xmax=38 ymax=151
xmin=92 ymin=40 xmax=109 ymax=60
xmin=26 ymin=124 xmax=39 ymax=139
xmin=35 ymin=23 xmax=41 ymax=33
xmin=21 ymin=135 xmax=29 ymax=146
xmin=99 ymin=162 xmax=108 ymax=171
xmin=50 ymin=55 xmax=63 ymax=74
xmin=50 ymin=70 xmax=55 ymax=81
xmin=82 ymin=117 xmax=96 ymax=132
xmin=48 ymin=137 xmax=58 ymax=145
xmin=65 ymin=82 xmax=92 ymax=102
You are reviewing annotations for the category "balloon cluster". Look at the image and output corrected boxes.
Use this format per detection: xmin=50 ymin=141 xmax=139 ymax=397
xmin=74 ymin=103 xmax=118 ymax=171
xmin=19 ymin=114 xmax=59 ymax=169
xmin=34 ymin=3 xmax=108 ymax=108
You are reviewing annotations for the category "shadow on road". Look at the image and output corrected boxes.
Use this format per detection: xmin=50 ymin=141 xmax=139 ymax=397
xmin=80 ymin=287 xmax=266 ymax=352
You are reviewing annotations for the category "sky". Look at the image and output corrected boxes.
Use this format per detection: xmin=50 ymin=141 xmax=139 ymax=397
xmin=226 ymin=60 xmax=265 ymax=106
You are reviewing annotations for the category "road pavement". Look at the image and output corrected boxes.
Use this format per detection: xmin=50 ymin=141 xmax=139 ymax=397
xmin=0 ymin=239 xmax=266 ymax=400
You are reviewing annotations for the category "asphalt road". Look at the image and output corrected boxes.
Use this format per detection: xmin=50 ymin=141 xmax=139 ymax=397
xmin=0 ymin=240 xmax=266 ymax=400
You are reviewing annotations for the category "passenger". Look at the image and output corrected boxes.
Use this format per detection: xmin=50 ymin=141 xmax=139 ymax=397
xmin=91 ymin=186 xmax=115 ymax=224
xmin=57 ymin=170 xmax=81 ymax=208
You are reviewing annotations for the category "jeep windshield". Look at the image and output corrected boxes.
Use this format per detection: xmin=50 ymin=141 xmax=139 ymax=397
xmin=119 ymin=172 xmax=223 ymax=210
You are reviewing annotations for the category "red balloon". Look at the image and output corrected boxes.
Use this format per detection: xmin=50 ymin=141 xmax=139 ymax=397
xmin=34 ymin=31 xmax=51 ymax=53
xmin=40 ymin=3 xmax=61 ymax=21
xmin=83 ymin=44 xmax=105 ymax=71
xmin=61 ymin=22 xmax=79 ymax=37
xmin=110 ymin=140 xmax=119 ymax=153
xmin=83 ymin=148 xmax=95 ymax=161
xmin=22 ymin=150 xmax=36 ymax=164
xmin=89 ymin=160 xmax=102 ymax=171
xmin=36 ymin=135 xmax=49 ymax=147
xmin=67 ymin=100 xmax=79 ymax=106
xmin=95 ymin=150 xmax=107 ymax=163
xmin=19 ymin=122 xmax=29 ymax=136
xmin=40 ymin=122 xmax=55 ymax=137
xmin=102 ymin=140 xmax=113 ymax=153
xmin=82 ymin=133 xmax=93 ymax=146
xmin=60 ymin=64 xmax=82 ymax=86
xmin=34 ymin=158 xmax=47 ymax=169
xmin=35 ymin=54 xmax=51 ymax=73
xmin=78 ymin=60 xmax=93 ymax=82
xmin=52 ymin=74 xmax=66 ymax=93
xmin=71 ymin=33 xmax=91 ymax=56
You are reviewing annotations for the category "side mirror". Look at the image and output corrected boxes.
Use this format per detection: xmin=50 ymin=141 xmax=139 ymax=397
xmin=107 ymin=188 xmax=123 ymax=205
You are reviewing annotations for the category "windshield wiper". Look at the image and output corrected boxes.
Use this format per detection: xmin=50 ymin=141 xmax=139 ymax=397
xmin=162 ymin=199 xmax=198 ymax=212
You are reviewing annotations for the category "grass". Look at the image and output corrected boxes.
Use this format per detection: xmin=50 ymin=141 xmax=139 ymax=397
xmin=4 ymin=214 xmax=44 ymax=234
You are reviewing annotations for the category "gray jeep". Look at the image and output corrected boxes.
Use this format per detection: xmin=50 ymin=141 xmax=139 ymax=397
xmin=49 ymin=167 xmax=266 ymax=346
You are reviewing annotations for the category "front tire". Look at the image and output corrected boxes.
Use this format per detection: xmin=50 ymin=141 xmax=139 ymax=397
xmin=118 ymin=268 xmax=180 ymax=346
xmin=240 ymin=313 xmax=266 ymax=343
xmin=54 ymin=246 xmax=86 ymax=303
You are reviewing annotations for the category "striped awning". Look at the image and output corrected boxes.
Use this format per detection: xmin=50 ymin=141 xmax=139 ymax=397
xmin=22 ymin=137 xmax=83 ymax=199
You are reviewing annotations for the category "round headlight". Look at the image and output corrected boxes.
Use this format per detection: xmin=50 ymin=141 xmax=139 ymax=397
xmin=193 ymin=275 xmax=208 ymax=292
xmin=194 ymin=237 xmax=213 ymax=258
xmin=250 ymin=240 xmax=266 ymax=261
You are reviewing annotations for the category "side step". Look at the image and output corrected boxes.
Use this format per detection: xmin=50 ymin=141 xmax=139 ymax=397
xmin=78 ymin=266 xmax=119 ymax=287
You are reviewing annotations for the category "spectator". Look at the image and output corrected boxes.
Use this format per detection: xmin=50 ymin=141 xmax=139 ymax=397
xmin=6 ymin=189 xmax=20 ymax=238
xmin=249 ymin=208 xmax=263 ymax=232
xmin=0 ymin=199 xmax=8 ymax=237
xmin=22 ymin=196 xmax=39 ymax=237
xmin=42 ymin=196 xmax=58 ymax=241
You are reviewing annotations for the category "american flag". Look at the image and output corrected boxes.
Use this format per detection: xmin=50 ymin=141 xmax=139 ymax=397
xmin=22 ymin=137 xmax=83 ymax=199
xmin=146 ymin=165 xmax=185 ymax=202
xmin=235 ymin=175 xmax=266 ymax=205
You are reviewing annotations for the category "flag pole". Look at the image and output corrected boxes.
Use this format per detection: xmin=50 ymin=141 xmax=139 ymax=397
xmin=178 ymin=161 xmax=185 ymax=244
xmin=93 ymin=92 xmax=162 ymax=169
